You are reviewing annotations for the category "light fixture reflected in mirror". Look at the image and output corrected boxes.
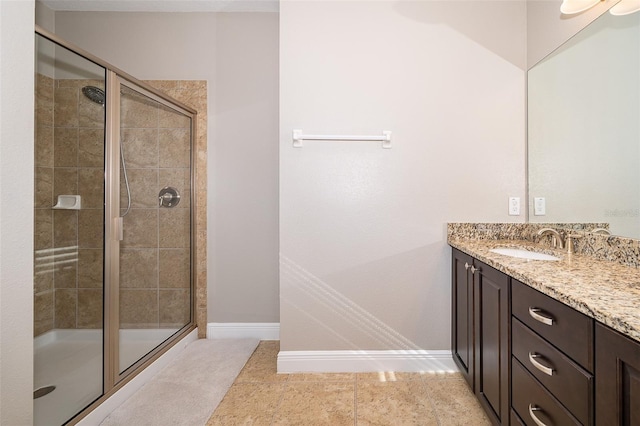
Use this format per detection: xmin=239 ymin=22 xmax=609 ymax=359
xmin=560 ymin=0 xmax=601 ymax=14
xmin=609 ymin=0 xmax=640 ymax=15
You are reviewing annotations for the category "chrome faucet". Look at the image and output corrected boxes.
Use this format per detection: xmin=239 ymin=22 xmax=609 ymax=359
xmin=537 ymin=228 xmax=564 ymax=249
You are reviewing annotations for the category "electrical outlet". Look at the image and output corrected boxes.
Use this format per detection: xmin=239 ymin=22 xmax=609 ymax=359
xmin=534 ymin=197 xmax=546 ymax=216
xmin=509 ymin=197 xmax=520 ymax=216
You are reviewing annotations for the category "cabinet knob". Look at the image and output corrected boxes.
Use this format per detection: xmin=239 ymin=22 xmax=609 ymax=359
xmin=470 ymin=265 xmax=479 ymax=274
xmin=464 ymin=262 xmax=471 ymax=270
xmin=528 ymin=404 xmax=549 ymax=426
xmin=528 ymin=352 xmax=554 ymax=376
xmin=528 ymin=307 xmax=554 ymax=326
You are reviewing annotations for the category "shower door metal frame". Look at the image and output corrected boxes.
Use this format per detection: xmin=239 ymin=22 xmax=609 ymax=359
xmin=104 ymin=74 xmax=198 ymax=388
xmin=35 ymin=25 xmax=198 ymax=425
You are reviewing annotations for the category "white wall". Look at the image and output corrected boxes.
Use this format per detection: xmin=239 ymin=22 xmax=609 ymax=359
xmin=280 ymin=0 xmax=527 ymax=352
xmin=0 ymin=1 xmax=35 ymax=424
xmin=212 ymin=14 xmax=279 ymax=321
xmin=53 ymin=11 xmax=280 ymax=323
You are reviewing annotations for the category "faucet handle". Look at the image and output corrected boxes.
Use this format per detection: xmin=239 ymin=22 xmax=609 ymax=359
xmin=566 ymin=233 xmax=583 ymax=255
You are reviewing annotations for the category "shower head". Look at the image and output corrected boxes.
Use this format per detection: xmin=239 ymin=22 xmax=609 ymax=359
xmin=82 ymin=86 xmax=105 ymax=106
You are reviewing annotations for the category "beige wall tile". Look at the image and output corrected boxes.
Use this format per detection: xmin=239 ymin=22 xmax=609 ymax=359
xmin=78 ymin=249 xmax=103 ymax=288
xmin=53 ymin=210 xmax=78 ymax=248
xmin=78 ymin=289 xmax=103 ymax=328
xmin=34 ymin=209 xmax=54 ymax=250
xmin=57 ymin=79 xmax=84 ymax=88
xmin=121 ymin=128 xmax=159 ymax=168
xmin=54 ymin=260 xmax=77 ymax=289
xmin=78 ymin=209 xmax=103 ymax=249
xmin=78 ymin=168 xmax=105 ymax=209
xmin=159 ymin=289 xmax=190 ymax=327
xmin=121 ymin=209 xmax=158 ymax=248
xmin=54 ymin=86 xmax=79 ymax=127
xmin=146 ymin=80 xmax=180 ymax=92
xmin=35 ymin=167 xmax=53 ymax=208
xmin=53 ymin=167 xmax=78 ymax=198
xmin=34 ymin=269 xmax=54 ymax=295
xmin=54 ymin=127 xmax=78 ymax=167
xmin=159 ymin=248 xmax=190 ymax=288
xmin=120 ymin=289 xmax=158 ymax=328
xmin=125 ymin=168 xmax=159 ymax=208
xmin=159 ymin=208 xmax=189 ymax=248
xmin=120 ymin=248 xmax=158 ymax=289
xmin=179 ymin=81 xmax=207 ymax=91
xmin=55 ymin=288 xmax=77 ymax=328
xmin=78 ymin=128 xmax=104 ymax=168
xmin=159 ymin=129 xmax=190 ymax=169
xmin=34 ymin=291 xmax=54 ymax=337
xmin=121 ymin=89 xmax=158 ymax=129
xmin=158 ymin=104 xmax=190 ymax=129
xmin=36 ymin=74 xmax=54 ymax=127
xmin=36 ymin=126 xmax=54 ymax=167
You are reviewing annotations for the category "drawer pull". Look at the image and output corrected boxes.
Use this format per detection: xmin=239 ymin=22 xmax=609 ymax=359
xmin=529 ymin=307 xmax=554 ymax=326
xmin=528 ymin=352 xmax=554 ymax=376
xmin=464 ymin=262 xmax=471 ymax=270
xmin=528 ymin=404 xmax=548 ymax=426
xmin=470 ymin=265 xmax=479 ymax=274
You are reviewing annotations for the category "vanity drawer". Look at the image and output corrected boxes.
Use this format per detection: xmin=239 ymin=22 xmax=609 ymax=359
xmin=512 ymin=279 xmax=593 ymax=370
xmin=512 ymin=318 xmax=593 ymax=425
xmin=512 ymin=358 xmax=581 ymax=426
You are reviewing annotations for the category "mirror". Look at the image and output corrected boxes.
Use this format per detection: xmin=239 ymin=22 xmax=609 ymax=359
xmin=528 ymin=10 xmax=640 ymax=238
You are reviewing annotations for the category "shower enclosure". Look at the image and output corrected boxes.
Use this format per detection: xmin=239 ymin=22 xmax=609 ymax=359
xmin=34 ymin=28 xmax=196 ymax=425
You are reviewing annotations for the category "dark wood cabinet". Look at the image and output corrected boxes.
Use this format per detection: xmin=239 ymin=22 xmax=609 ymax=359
xmin=511 ymin=279 xmax=594 ymax=425
xmin=451 ymin=247 xmax=640 ymax=425
xmin=596 ymin=322 xmax=640 ymax=425
xmin=474 ymin=261 xmax=510 ymax=425
xmin=451 ymin=248 xmax=509 ymax=425
xmin=452 ymin=248 xmax=475 ymax=388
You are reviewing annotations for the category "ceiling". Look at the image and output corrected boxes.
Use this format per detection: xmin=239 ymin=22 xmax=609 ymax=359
xmin=39 ymin=0 xmax=279 ymax=12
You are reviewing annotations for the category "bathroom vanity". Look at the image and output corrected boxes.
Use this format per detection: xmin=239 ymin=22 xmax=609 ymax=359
xmin=450 ymin=232 xmax=640 ymax=426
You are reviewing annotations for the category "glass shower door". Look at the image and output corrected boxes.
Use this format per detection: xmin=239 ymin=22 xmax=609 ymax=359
xmin=34 ymin=33 xmax=106 ymax=426
xmin=116 ymin=81 xmax=193 ymax=375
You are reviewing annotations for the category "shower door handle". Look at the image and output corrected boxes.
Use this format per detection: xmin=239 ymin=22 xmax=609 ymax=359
xmin=115 ymin=217 xmax=124 ymax=241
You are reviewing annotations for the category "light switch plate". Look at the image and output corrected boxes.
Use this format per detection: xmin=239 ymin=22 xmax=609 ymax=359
xmin=534 ymin=197 xmax=546 ymax=216
xmin=509 ymin=197 xmax=520 ymax=216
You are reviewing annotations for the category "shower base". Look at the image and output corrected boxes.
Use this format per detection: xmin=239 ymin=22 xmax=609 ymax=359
xmin=34 ymin=328 xmax=179 ymax=426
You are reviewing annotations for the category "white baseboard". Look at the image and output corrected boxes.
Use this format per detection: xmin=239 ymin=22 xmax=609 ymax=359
xmin=277 ymin=350 xmax=457 ymax=373
xmin=206 ymin=322 xmax=280 ymax=340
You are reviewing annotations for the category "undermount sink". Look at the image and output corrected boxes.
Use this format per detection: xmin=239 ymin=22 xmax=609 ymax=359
xmin=490 ymin=247 xmax=560 ymax=261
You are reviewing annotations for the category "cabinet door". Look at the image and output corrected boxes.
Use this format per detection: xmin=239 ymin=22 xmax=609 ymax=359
xmin=474 ymin=261 xmax=510 ymax=425
xmin=596 ymin=323 xmax=640 ymax=425
xmin=452 ymin=248 xmax=474 ymax=389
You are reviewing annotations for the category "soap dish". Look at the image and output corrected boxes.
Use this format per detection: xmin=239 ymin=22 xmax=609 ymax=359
xmin=53 ymin=195 xmax=81 ymax=210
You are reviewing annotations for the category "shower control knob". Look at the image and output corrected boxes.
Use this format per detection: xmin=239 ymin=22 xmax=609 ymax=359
xmin=158 ymin=187 xmax=181 ymax=208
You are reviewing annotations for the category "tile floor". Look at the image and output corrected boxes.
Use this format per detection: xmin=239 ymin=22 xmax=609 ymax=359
xmin=207 ymin=341 xmax=491 ymax=425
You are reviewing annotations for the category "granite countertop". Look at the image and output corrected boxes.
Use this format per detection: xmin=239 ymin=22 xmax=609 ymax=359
xmin=449 ymin=238 xmax=640 ymax=343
